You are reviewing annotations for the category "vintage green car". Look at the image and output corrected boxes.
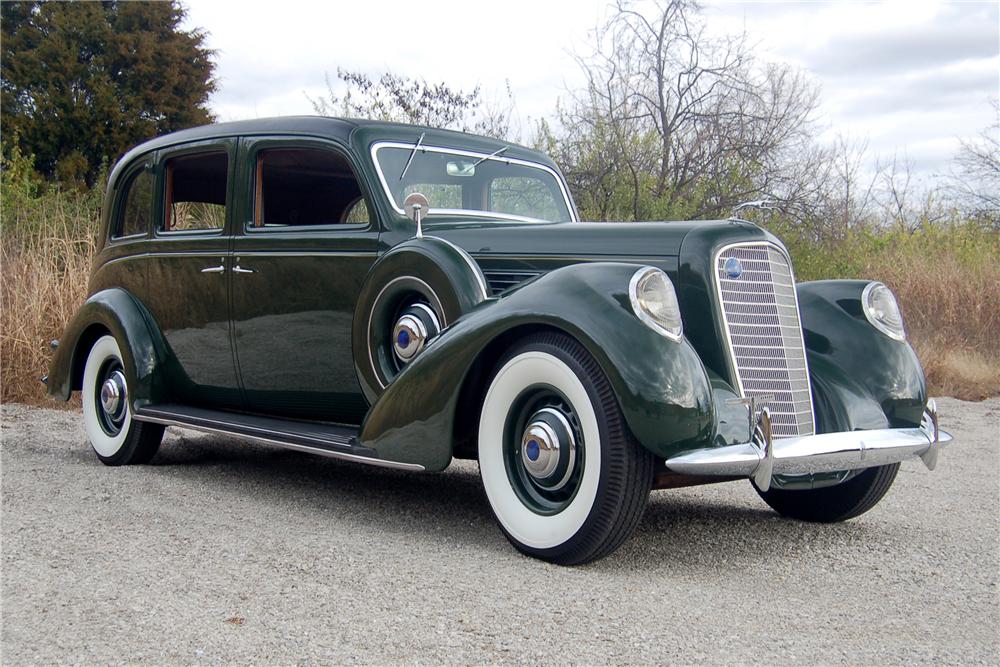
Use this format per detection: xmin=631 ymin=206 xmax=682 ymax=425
xmin=48 ymin=117 xmax=952 ymax=564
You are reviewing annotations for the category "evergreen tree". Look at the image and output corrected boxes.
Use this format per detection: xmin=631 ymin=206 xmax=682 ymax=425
xmin=1 ymin=1 xmax=216 ymax=185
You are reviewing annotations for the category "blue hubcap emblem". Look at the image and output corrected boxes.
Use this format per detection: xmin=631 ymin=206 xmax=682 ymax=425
xmin=397 ymin=330 xmax=410 ymax=348
xmin=526 ymin=439 xmax=540 ymax=461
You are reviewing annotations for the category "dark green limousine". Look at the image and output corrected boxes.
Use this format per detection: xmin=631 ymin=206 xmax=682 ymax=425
xmin=47 ymin=117 xmax=952 ymax=564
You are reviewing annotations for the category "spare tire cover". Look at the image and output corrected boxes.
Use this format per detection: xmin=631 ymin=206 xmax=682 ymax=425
xmin=353 ymin=236 xmax=489 ymax=404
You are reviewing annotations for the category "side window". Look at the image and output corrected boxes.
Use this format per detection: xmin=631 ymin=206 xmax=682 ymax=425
xmin=114 ymin=168 xmax=153 ymax=239
xmin=253 ymin=147 xmax=368 ymax=228
xmin=162 ymin=151 xmax=228 ymax=232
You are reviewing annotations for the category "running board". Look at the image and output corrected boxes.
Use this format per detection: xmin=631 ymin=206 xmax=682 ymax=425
xmin=133 ymin=403 xmax=425 ymax=471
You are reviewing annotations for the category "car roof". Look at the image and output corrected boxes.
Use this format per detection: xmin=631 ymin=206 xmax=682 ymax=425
xmin=109 ymin=116 xmax=547 ymax=186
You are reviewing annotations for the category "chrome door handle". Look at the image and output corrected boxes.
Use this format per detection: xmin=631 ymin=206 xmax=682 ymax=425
xmin=233 ymin=265 xmax=254 ymax=274
xmin=200 ymin=265 xmax=225 ymax=274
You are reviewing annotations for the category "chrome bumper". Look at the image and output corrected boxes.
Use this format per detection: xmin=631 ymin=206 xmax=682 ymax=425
xmin=664 ymin=400 xmax=952 ymax=492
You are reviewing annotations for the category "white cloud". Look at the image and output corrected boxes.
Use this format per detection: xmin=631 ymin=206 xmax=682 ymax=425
xmin=183 ymin=0 xmax=999 ymax=176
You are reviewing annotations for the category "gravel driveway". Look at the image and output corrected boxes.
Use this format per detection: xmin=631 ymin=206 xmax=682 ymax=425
xmin=2 ymin=397 xmax=997 ymax=665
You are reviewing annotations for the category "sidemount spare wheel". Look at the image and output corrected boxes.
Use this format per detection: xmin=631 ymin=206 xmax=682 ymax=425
xmin=478 ymin=332 xmax=655 ymax=565
xmin=352 ymin=236 xmax=489 ymax=404
xmin=82 ymin=334 xmax=164 ymax=465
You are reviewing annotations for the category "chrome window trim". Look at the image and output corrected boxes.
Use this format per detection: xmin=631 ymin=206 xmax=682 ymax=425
xmin=369 ymin=141 xmax=578 ymax=223
xmin=713 ymin=241 xmax=815 ymax=438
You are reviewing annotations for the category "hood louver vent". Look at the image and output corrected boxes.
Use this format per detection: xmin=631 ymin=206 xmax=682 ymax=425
xmin=483 ymin=270 xmax=542 ymax=296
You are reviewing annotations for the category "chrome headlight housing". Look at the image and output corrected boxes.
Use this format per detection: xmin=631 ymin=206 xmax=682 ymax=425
xmin=862 ymin=281 xmax=906 ymax=341
xmin=629 ymin=267 xmax=683 ymax=341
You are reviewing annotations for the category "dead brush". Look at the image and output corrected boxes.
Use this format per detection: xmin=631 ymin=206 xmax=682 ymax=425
xmin=860 ymin=237 xmax=1000 ymax=401
xmin=2 ymin=203 xmax=95 ymax=406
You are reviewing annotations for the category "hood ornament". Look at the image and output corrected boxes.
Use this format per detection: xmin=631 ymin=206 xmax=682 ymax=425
xmin=730 ymin=199 xmax=778 ymax=220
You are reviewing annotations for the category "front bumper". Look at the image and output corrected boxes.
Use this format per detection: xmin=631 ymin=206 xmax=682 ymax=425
xmin=665 ymin=400 xmax=952 ymax=491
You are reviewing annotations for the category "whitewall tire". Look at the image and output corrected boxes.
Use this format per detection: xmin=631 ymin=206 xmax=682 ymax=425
xmin=81 ymin=334 xmax=163 ymax=466
xmin=478 ymin=332 xmax=654 ymax=565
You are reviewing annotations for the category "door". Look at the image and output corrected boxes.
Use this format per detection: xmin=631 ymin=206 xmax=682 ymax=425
xmin=230 ymin=138 xmax=379 ymax=424
xmin=142 ymin=140 xmax=242 ymax=409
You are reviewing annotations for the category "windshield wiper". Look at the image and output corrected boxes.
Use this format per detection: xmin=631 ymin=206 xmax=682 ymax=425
xmin=399 ymin=132 xmax=425 ymax=182
xmin=472 ymin=146 xmax=508 ymax=168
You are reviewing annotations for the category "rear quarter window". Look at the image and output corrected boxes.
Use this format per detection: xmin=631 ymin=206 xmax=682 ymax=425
xmin=113 ymin=168 xmax=153 ymax=239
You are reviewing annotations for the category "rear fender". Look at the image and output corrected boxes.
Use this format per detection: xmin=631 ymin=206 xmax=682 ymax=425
xmin=47 ymin=288 xmax=169 ymax=408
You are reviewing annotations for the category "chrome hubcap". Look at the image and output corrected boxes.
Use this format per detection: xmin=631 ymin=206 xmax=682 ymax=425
xmin=520 ymin=408 xmax=576 ymax=491
xmin=100 ymin=370 xmax=126 ymax=420
xmin=392 ymin=303 xmax=441 ymax=364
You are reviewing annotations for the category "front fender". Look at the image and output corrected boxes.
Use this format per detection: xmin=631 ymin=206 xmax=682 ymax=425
xmin=47 ymin=288 xmax=169 ymax=407
xmin=797 ymin=280 xmax=927 ymax=430
xmin=359 ymin=262 xmax=715 ymax=470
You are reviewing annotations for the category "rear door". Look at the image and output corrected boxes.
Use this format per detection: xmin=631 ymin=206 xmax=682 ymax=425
xmin=230 ymin=136 xmax=379 ymax=424
xmin=142 ymin=139 xmax=242 ymax=409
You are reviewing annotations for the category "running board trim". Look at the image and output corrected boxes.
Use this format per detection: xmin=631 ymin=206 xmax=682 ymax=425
xmin=134 ymin=407 xmax=425 ymax=472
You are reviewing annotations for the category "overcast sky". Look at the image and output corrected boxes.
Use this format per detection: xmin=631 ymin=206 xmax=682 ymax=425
xmin=182 ymin=0 xmax=999 ymax=180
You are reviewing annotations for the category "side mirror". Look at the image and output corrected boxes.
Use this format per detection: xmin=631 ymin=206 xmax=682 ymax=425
xmin=403 ymin=192 xmax=430 ymax=239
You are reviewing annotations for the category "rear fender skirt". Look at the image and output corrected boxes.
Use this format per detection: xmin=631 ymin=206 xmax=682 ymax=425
xmin=359 ymin=262 xmax=715 ymax=471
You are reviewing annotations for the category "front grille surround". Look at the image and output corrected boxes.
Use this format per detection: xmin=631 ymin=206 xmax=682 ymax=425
xmin=713 ymin=242 xmax=815 ymax=439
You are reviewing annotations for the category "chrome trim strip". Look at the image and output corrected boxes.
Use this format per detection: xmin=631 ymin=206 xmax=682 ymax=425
xmin=100 ymin=250 xmax=378 ymax=269
xmin=233 ymin=251 xmax=379 ymax=258
xmin=369 ymin=141 xmax=578 ymax=223
xmin=133 ymin=413 xmax=426 ymax=471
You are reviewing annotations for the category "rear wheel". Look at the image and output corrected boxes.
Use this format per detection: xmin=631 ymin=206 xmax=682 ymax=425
xmin=82 ymin=335 xmax=163 ymax=466
xmin=754 ymin=463 xmax=899 ymax=522
xmin=478 ymin=333 xmax=653 ymax=565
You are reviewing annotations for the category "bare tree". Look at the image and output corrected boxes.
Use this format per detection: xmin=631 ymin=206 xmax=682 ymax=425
xmin=308 ymin=68 xmax=518 ymax=141
xmin=556 ymin=0 xmax=820 ymax=221
xmin=950 ymin=99 xmax=1000 ymax=227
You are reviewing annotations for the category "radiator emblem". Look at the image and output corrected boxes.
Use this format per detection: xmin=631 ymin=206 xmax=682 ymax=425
xmin=724 ymin=257 xmax=743 ymax=279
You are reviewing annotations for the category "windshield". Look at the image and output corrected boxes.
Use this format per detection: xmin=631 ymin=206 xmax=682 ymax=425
xmin=372 ymin=142 xmax=575 ymax=223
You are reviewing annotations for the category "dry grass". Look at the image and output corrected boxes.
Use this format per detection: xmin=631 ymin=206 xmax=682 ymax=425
xmin=856 ymin=231 xmax=1000 ymax=401
xmin=913 ymin=345 xmax=1000 ymax=402
xmin=2 ymin=196 xmax=96 ymax=406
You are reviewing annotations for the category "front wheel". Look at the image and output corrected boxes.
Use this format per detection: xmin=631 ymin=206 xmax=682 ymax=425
xmin=754 ymin=463 xmax=900 ymax=523
xmin=478 ymin=333 xmax=653 ymax=565
xmin=82 ymin=335 xmax=164 ymax=466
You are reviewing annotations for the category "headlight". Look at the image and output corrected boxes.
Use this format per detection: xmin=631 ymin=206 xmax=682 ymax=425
xmin=862 ymin=281 xmax=906 ymax=341
xmin=629 ymin=267 xmax=683 ymax=341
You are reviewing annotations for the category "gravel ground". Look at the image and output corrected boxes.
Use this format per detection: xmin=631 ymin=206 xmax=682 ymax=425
xmin=2 ymin=397 xmax=998 ymax=665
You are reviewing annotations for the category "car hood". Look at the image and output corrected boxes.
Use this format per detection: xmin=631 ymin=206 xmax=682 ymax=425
xmin=426 ymin=219 xmax=734 ymax=261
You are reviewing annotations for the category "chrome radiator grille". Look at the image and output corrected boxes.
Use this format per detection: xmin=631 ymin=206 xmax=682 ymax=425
xmin=715 ymin=243 xmax=815 ymax=438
